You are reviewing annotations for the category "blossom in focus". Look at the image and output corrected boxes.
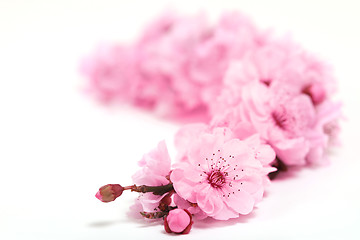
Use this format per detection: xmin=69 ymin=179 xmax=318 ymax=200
xmin=95 ymin=184 xmax=124 ymax=203
xmin=132 ymin=141 xmax=172 ymax=212
xmin=164 ymin=209 xmax=193 ymax=234
xmin=171 ymin=126 xmax=275 ymax=220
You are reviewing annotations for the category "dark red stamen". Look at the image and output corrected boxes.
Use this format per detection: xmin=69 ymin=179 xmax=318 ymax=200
xmin=207 ymin=171 xmax=226 ymax=188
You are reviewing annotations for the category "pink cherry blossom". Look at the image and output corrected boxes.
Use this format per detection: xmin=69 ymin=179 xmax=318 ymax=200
xmin=82 ymin=12 xmax=265 ymax=117
xmin=224 ymin=81 xmax=316 ymax=166
xmin=132 ymin=141 xmax=172 ymax=212
xmin=171 ymin=126 xmax=275 ymax=220
xmin=216 ymin=80 xmax=340 ymax=166
xmin=212 ymin=38 xmax=341 ymax=166
xmin=80 ymin=44 xmax=141 ymax=103
xmin=134 ymin=13 xmax=211 ymax=114
xmin=210 ymin=37 xmax=336 ymax=113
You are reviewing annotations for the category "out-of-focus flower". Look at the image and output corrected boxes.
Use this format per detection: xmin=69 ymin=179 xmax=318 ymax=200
xmin=95 ymin=184 xmax=124 ymax=203
xmin=82 ymin=12 xmax=267 ymax=117
xmin=212 ymin=38 xmax=341 ymax=166
xmin=242 ymin=82 xmax=316 ymax=166
xmin=164 ymin=209 xmax=193 ymax=234
xmin=81 ymin=44 xmax=141 ymax=103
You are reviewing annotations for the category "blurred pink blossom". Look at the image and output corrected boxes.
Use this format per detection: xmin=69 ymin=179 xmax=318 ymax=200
xmin=82 ymin=12 xmax=265 ymax=116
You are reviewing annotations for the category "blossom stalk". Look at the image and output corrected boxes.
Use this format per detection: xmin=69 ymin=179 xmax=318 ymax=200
xmin=130 ymin=183 xmax=174 ymax=195
xmin=96 ymin=183 xmax=174 ymax=203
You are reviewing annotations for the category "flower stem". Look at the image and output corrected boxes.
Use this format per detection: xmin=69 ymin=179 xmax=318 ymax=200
xmin=140 ymin=206 xmax=177 ymax=219
xmin=127 ymin=183 xmax=174 ymax=195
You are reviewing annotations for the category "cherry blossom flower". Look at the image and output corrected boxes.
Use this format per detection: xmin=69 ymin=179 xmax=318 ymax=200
xmin=82 ymin=12 xmax=265 ymax=116
xmin=210 ymin=37 xmax=336 ymax=112
xmin=171 ymin=126 xmax=275 ymax=220
xmin=81 ymin=44 xmax=142 ymax=103
xmin=132 ymin=141 xmax=172 ymax=212
xmin=216 ymin=80 xmax=341 ymax=166
xmin=222 ymin=81 xmax=316 ymax=166
xmin=211 ymin=38 xmax=341 ymax=165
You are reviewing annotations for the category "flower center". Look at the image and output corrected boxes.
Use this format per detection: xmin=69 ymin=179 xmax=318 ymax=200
xmin=260 ymin=78 xmax=272 ymax=86
xmin=271 ymin=109 xmax=289 ymax=130
xmin=207 ymin=171 xmax=226 ymax=188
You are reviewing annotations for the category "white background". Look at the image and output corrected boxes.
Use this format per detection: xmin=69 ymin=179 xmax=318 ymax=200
xmin=1 ymin=0 xmax=360 ymax=239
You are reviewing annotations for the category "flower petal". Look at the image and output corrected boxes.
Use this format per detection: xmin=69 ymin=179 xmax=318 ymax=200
xmin=225 ymin=189 xmax=255 ymax=215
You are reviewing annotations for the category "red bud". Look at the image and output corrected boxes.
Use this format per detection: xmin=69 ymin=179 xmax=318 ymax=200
xmin=95 ymin=184 xmax=124 ymax=202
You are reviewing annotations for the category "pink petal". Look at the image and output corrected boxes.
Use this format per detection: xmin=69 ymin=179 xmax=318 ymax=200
xmin=196 ymin=187 xmax=224 ymax=217
xmin=171 ymin=168 xmax=197 ymax=203
xmin=272 ymin=138 xmax=309 ymax=166
xmin=225 ymin=189 xmax=255 ymax=215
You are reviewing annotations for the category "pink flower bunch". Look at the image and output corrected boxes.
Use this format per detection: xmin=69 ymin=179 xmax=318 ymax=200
xmin=91 ymin=11 xmax=342 ymax=234
xmin=95 ymin=127 xmax=275 ymax=233
xmin=82 ymin=12 xmax=264 ymax=116
xmin=211 ymin=38 xmax=341 ymax=166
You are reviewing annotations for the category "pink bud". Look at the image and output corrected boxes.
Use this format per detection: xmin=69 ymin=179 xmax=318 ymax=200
xmin=95 ymin=184 xmax=124 ymax=203
xmin=164 ymin=209 xmax=193 ymax=234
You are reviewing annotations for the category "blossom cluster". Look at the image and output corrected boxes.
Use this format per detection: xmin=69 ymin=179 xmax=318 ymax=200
xmin=89 ymin=11 xmax=341 ymax=234
xmin=82 ymin=12 xmax=263 ymax=116
xmin=97 ymin=132 xmax=276 ymax=233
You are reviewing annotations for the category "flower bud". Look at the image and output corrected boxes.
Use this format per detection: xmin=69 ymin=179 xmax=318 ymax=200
xmin=95 ymin=184 xmax=124 ymax=202
xmin=164 ymin=209 xmax=193 ymax=234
